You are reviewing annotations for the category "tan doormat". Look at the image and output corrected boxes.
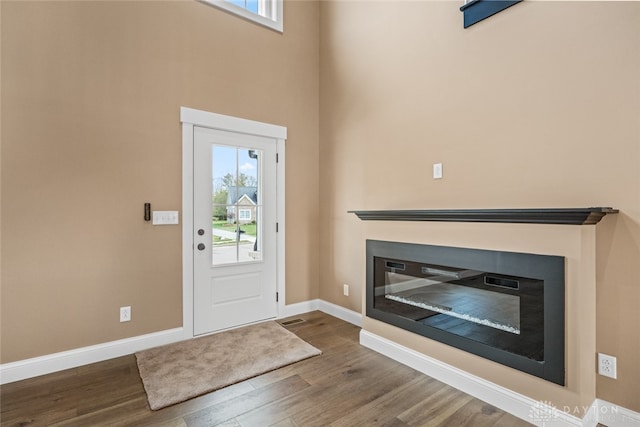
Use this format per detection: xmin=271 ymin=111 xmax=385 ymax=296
xmin=135 ymin=321 xmax=321 ymax=410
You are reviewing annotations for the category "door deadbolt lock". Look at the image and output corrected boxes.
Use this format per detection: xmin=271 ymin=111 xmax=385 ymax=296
xmin=197 ymin=243 xmax=205 ymax=251
xmin=197 ymin=229 xmax=205 ymax=236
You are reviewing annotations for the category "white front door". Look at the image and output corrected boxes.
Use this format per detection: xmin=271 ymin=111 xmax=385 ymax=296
xmin=193 ymin=125 xmax=278 ymax=335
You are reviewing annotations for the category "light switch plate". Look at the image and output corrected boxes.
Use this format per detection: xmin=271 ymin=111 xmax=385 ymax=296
xmin=152 ymin=211 xmax=179 ymax=225
xmin=433 ymin=163 xmax=443 ymax=179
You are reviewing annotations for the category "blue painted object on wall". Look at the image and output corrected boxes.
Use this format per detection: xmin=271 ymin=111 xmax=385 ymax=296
xmin=460 ymin=0 xmax=522 ymax=28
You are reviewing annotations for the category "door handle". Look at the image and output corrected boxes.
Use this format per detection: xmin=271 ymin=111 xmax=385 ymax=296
xmin=197 ymin=243 xmax=205 ymax=251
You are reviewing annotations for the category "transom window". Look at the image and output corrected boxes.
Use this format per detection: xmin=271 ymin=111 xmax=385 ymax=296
xmin=228 ymin=0 xmax=259 ymax=14
xmin=203 ymin=0 xmax=283 ymax=32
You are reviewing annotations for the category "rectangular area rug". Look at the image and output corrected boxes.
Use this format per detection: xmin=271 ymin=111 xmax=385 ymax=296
xmin=135 ymin=321 xmax=321 ymax=410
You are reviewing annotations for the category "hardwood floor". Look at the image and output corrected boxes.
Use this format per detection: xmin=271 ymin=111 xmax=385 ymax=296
xmin=1 ymin=311 xmax=533 ymax=426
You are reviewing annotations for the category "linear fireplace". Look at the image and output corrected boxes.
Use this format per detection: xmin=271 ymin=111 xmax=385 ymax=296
xmin=366 ymin=239 xmax=565 ymax=385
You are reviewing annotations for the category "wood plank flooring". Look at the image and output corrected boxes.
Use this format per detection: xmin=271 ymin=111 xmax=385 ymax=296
xmin=1 ymin=311 xmax=534 ymax=426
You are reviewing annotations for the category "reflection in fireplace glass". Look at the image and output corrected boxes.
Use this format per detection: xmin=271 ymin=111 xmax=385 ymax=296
xmin=374 ymin=257 xmax=544 ymax=361
xmin=385 ymin=271 xmax=521 ymax=334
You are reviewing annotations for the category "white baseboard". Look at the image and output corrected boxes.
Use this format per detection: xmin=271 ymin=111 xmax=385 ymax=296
xmin=317 ymin=299 xmax=362 ymax=327
xmin=0 ymin=327 xmax=185 ymax=385
xmin=0 ymin=299 xmax=361 ymax=385
xmin=3 ymin=301 xmax=638 ymax=427
xmin=361 ymin=329 xmax=593 ymax=427
xmin=279 ymin=299 xmax=362 ymax=327
xmin=593 ymin=399 xmax=640 ymax=427
xmin=278 ymin=299 xmax=320 ymax=319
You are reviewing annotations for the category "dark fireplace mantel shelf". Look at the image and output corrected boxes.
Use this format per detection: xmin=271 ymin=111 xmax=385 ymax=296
xmin=349 ymin=207 xmax=618 ymax=225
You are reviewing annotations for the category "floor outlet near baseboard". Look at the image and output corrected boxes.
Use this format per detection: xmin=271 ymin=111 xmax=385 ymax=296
xmin=280 ymin=318 xmax=305 ymax=326
xmin=343 ymin=284 xmax=350 ymax=296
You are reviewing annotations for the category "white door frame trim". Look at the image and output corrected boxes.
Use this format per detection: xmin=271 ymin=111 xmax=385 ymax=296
xmin=180 ymin=107 xmax=286 ymax=338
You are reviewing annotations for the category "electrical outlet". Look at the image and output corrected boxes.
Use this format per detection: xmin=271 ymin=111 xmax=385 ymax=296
xmin=343 ymin=284 xmax=350 ymax=296
xmin=120 ymin=306 xmax=131 ymax=323
xmin=598 ymin=353 xmax=617 ymax=379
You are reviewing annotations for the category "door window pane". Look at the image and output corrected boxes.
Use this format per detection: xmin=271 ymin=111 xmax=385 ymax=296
xmin=211 ymin=145 xmax=262 ymax=265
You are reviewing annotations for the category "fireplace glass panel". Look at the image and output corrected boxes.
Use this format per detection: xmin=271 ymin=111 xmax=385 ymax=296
xmin=374 ymin=257 xmax=544 ymax=361
xmin=385 ymin=270 xmax=521 ymax=334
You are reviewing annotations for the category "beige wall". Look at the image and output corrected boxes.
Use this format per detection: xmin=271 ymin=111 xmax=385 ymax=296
xmin=319 ymin=0 xmax=639 ymax=412
xmin=1 ymin=0 xmax=319 ymax=362
xmin=2 ymin=0 xmax=639 ymax=416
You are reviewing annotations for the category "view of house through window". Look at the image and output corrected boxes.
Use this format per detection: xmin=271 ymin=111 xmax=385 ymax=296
xmin=239 ymin=209 xmax=252 ymax=221
xmin=212 ymin=145 xmax=263 ymax=265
